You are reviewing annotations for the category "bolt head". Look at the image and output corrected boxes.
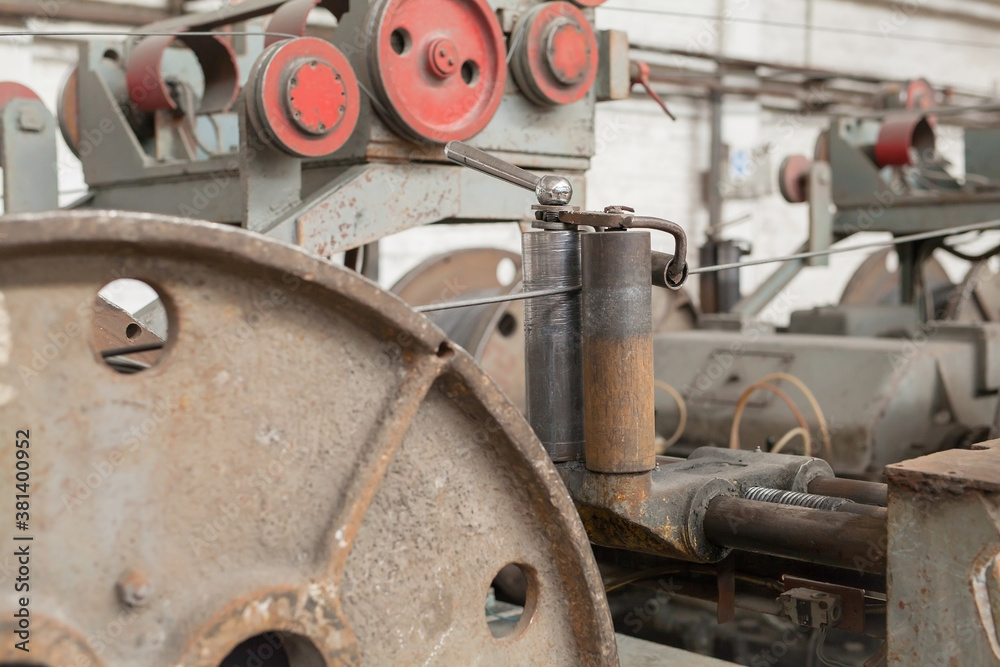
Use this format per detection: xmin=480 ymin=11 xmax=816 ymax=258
xmin=535 ymin=175 xmax=573 ymax=206
xmin=116 ymin=568 xmax=153 ymax=608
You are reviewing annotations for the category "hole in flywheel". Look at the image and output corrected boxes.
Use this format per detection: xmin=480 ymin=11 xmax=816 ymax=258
xmin=390 ymin=28 xmax=411 ymax=55
xmin=487 ymin=563 xmax=536 ymax=639
xmin=461 ymin=60 xmax=479 ymax=86
xmin=217 ymin=631 xmax=325 ymax=667
xmin=497 ymin=313 xmax=517 ymax=338
xmin=92 ymin=279 xmax=170 ymax=374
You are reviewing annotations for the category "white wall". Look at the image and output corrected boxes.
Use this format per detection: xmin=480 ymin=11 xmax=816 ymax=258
xmin=3 ymin=0 xmax=1000 ymax=316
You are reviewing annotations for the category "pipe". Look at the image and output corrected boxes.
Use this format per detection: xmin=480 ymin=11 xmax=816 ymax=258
xmin=808 ymin=477 xmax=888 ymax=507
xmin=522 ymin=229 xmax=584 ymax=462
xmin=703 ymin=496 xmax=887 ymax=574
xmin=582 ymin=231 xmax=655 ymax=473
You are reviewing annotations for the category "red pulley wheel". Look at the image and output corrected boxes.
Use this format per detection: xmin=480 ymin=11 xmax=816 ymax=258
xmin=510 ymin=2 xmax=598 ymax=107
xmin=364 ymin=0 xmax=507 ymax=143
xmin=247 ymin=37 xmax=360 ymax=158
xmin=0 ymin=82 xmax=41 ymax=111
xmin=777 ymin=154 xmax=812 ymax=204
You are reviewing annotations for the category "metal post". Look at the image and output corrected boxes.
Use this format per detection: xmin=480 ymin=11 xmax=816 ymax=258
xmin=522 ymin=228 xmax=585 ymax=462
xmin=581 ymin=230 xmax=656 ymax=473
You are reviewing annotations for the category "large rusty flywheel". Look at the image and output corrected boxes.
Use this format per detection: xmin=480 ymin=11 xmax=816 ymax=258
xmin=0 ymin=212 xmax=615 ymax=665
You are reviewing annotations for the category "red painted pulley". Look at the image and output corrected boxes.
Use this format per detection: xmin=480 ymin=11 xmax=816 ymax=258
xmin=0 ymin=82 xmax=41 ymax=111
xmin=246 ymin=37 xmax=360 ymax=158
xmin=777 ymin=154 xmax=812 ymax=204
xmin=510 ymin=2 xmax=598 ymax=107
xmin=874 ymin=114 xmax=934 ymax=168
xmin=572 ymin=0 xmax=606 ymax=5
xmin=364 ymin=0 xmax=507 ymax=143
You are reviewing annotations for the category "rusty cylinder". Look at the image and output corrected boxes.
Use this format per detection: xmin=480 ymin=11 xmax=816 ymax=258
xmin=523 ymin=229 xmax=585 ymax=462
xmin=582 ymin=230 xmax=656 ymax=473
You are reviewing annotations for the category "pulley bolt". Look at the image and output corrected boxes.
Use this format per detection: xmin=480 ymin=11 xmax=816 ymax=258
xmin=428 ymin=38 xmax=460 ymax=78
xmin=116 ymin=568 xmax=153 ymax=607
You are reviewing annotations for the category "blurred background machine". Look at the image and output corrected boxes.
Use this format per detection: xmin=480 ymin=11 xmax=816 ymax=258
xmin=3 ymin=1 xmax=1000 ymax=666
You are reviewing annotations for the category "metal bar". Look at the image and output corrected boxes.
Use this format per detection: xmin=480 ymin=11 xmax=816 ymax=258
xmin=444 ymin=141 xmax=540 ymax=193
xmin=582 ymin=231 xmax=655 ymax=474
xmin=704 ymin=496 xmax=887 ymax=574
xmin=697 ymin=219 xmax=1000 ymax=276
xmin=414 ymin=285 xmax=581 ymax=313
xmin=522 ymin=230 xmax=585 ymax=463
xmin=808 ymin=478 xmax=888 ymax=507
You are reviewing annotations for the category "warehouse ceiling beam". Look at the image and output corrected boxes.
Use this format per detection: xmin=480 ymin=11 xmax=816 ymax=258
xmin=0 ymin=0 xmax=168 ymax=26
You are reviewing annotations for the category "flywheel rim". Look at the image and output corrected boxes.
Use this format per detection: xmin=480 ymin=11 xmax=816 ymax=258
xmin=0 ymin=211 xmax=616 ymax=666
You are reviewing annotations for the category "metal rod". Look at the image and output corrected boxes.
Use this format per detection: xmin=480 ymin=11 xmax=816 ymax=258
xmin=692 ymin=218 xmax=1000 ymax=276
xmin=414 ymin=285 xmax=580 ymax=313
xmin=704 ymin=496 xmax=887 ymax=574
xmin=444 ymin=141 xmax=540 ymax=193
xmin=808 ymin=478 xmax=888 ymax=507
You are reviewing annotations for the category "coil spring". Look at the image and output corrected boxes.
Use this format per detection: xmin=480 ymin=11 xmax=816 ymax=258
xmin=743 ymin=486 xmax=848 ymax=512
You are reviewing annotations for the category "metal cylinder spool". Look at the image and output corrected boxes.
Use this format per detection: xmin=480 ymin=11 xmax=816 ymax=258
xmin=0 ymin=212 xmax=616 ymax=665
xmin=582 ymin=231 xmax=656 ymax=474
xmin=392 ymin=247 xmax=698 ymax=417
xmin=363 ymin=0 xmax=507 ymax=143
xmin=522 ymin=229 xmax=585 ymax=462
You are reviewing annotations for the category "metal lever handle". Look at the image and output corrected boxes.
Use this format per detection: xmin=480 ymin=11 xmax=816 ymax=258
xmin=444 ymin=141 xmax=574 ymax=206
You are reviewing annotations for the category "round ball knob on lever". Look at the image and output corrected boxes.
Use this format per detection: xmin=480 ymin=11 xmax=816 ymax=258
xmin=535 ymin=175 xmax=573 ymax=206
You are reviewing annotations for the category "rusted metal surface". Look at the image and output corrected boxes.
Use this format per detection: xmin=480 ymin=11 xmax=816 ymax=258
xmin=92 ymin=295 xmax=165 ymax=367
xmin=703 ymin=497 xmax=887 ymax=574
xmin=57 ymin=67 xmax=82 ymax=156
xmin=562 ymin=447 xmax=833 ymax=563
xmin=582 ymin=231 xmax=655 ymax=474
xmin=808 ymin=477 xmax=888 ymax=507
xmin=0 ymin=211 xmax=617 ymax=665
xmin=246 ymin=37 xmax=360 ymax=157
xmin=840 ymin=247 xmax=952 ymax=308
xmin=364 ymin=0 xmax=507 ymax=142
xmin=391 ymin=248 xmax=527 ymax=412
xmin=885 ymin=443 xmax=1000 ymax=666
xmin=946 ymin=260 xmax=1000 ymax=323
xmin=126 ymin=34 xmax=240 ymax=114
xmin=510 ymin=2 xmax=598 ymax=107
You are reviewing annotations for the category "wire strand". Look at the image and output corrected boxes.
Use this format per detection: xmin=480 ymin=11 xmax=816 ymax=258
xmin=691 ymin=219 xmax=1000 ymax=275
xmin=414 ymin=286 xmax=581 ymax=313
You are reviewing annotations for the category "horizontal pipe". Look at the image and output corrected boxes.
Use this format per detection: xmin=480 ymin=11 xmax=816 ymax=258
xmin=809 ymin=477 xmax=888 ymax=507
xmin=704 ymin=496 xmax=886 ymax=574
